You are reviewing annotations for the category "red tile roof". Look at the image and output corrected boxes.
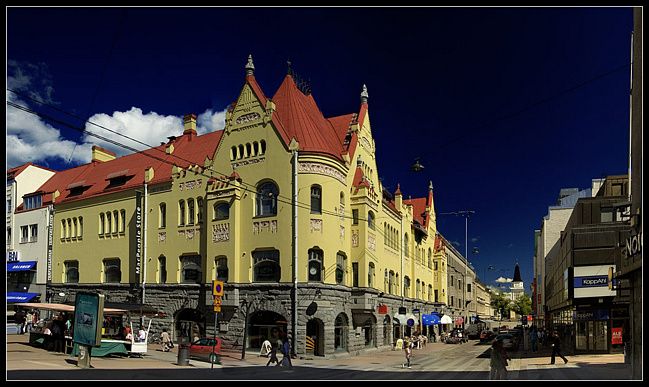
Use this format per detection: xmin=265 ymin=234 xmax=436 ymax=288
xmin=404 ymin=197 xmax=428 ymax=228
xmin=272 ymin=75 xmax=346 ymax=161
xmin=34 ymin=130 xmax=223 ymax=205
xmin=351 ymin=165 xmax=370 ymax=193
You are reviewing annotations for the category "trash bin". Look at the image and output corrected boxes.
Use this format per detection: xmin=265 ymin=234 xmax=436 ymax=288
xmin=177 ymin=336 xmax=190 ymax=366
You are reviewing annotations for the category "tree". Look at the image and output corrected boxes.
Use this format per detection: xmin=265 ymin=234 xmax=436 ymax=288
xmin=511 ymin=293 xmax=532 ymax=317
xmin=489 ymin=290 xmax=512 ymax=320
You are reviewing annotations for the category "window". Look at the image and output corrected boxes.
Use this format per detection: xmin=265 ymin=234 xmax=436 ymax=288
xmin=187 ymin=199 xmax=195 ymax=225
xmin=404 ymin=276 xmax=411 ymax=297
xmin=416 ymin=279 xmax=421 ymax=299
xmin=65 ymin=261 xmax=79 ymax=283
xmin=467 ymin=283 xmax=472 ymax=293
xmin=434 ymin=289 xmax=439 ymax=303
xmin=7 ymin=199 xmax=11 ymax=213
xmin=600 ymin=208 xmax=613 ymax=223
xmin=180 ymin=255 xmax=202 ymax=284
xmin=30 ymin=224 xmax=38 ymax=242
xmin=404 ymin=234 xmax=409 ymax=257
xmin=119 ymin=210 xmax=126 ymax=233
xmin=256 ymin=182 xmax=278 ymax=217
xmin=67 ymin=219 xmax=72 ymax=238
xmin=216 ymin=256 xmax=228 ymax=282
xmin=253 ymin=250 xmax=280 ymax=282
xmin=434 ymin=261 xmax=439 ymax=271
xmin=451 ymin=296 xmax=454 ymax=307
xmin=238 ymin=144 xmax=244 ymax=159
xmin=428 ymin=249 xmax=432 ymax=269
xmin=103 ymin=258 xmax=121 ymax=283
xmin=71 ymin=218 xmax=76 ymax=238
xmin=352 ymin=262 xmax=359 ymax=287
xmin=7 ymin=227 xmax=11 ymax=244
xmin=310 ymin=185 xmax=322 ymax=214
xmin=179 ymin=200 xmax=186 ymax=226
xmin=230 ymin=146 xmax=236 ymax=161
xmin=78 ymin=217 xmax=83 ymax=238
xmin=252 ymin=142 xmax=259 ymax=157
xmin=352 ymin=209 xmax=359 ymax=225
xmin=214 ymin=203 xmax=229 ymax=220
xmin=106 ymin=212 xmax=112 ymax=235
xmin=99 ymin=213 xmax=105 ymax=235
xmin=389 ymin=271 xmax=395 ymax=294
xmin=159 ymin=203 xmax=166 ymax=228
xmin=367 ymin=211 xmax=375 ymax=230
xmin=458 ymin=279 xmax=462 ymax=290
xmin=368 ymin=262 xmax=375 ymax=288
xmin=308 ymin=248 xmax=323 ymax=282
xmin=24 ymin=195 xmax=42 ymax=210
xmin=20 ymin=226 xmax=28 ymax=243
xmin=112 ymin=210 xmax=119 ymax=233
xmin=451 ymin=275 xmax=454 ymax=286
xmin=260 ymin=140 xmax=266 ymax=155
xmin=336 ymin=253 xmax=346 ymax=284
xmin=246 ymin=143 xmax=252 ymax=158
xmin=428 ymin=285 xmax=433 ymax=301
xmin=197 ymin=198 xmax=203 ymax=223
xmin=158 ymin=256 xmax=167 ymax=284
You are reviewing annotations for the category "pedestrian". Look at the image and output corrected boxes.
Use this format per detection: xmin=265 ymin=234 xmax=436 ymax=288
xmin=266 ymin=340 xmax=279 ymax=366
xmin=530 ymin=326 xmax=538 ymax=352
xmin=402 ymin=339 xmax=413 ymax=368
xmin=15 ymin=309 xmax=26 ymax=334
xmin=280 ymin=335 xmax=293 ymax=368
xmin=138 ymin=327 xmax=147 ymax=342
xmin=489 ymin=338 xmax=509 ymax=380
xmin=161 ymin=328 xmax=172 ymax=352
xmin=550 ymin=331 xmax=568 ymax=364
xmin=51 ymin=315 xmax=65 ymax=353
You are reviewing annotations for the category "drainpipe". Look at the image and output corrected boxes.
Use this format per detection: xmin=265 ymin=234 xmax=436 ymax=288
xmin=291 ymin=148 xmax=298 ymax=356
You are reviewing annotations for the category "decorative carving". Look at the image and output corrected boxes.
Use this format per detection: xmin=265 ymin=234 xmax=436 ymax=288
xmin=252 ymin=220 xmax=277 ymax=234
xmin=212 ymin=223 xmax=230 ymax=242
xmin=298 ymin=162 xmax=346 ymax=185
xmin=340 ymin=225 xmax=345 ymax=239
xmin=352 ymin=230 xmax=359 ymax=247
xmin=158 ymin=231 xmax=166 ymax=242
xmin=186 ymin=229 xmax=194 ymax=240
xmin=360 ymin=136 xmax=372 ymax=150
xmin=310 ymin=219 xmax=322 ymax=233
xmin=179 ymin=179 xmax=202 ymax=191
xmin=231 ymin=157 xmax=265 ymax=169
xmin=368 ymin=233 xmax=376 ymax=251
xmin=235 ymin=112 xmax=261 ymax=125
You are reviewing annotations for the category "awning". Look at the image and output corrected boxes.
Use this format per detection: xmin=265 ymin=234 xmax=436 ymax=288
xmin=351 ymin=311 xmax=375 ymax=326
xmin=440 ymin=315 xmax=453 ymax=325
xmin=14 ymin=302 xmax=128 ymax=315
xmin=393 ymin=313 xmax=407 ymax=324
xmin=422 ymin=314 xmax=441 ymax=326
xmin=7 ymin=292 xmax=40 ymax=303
xmin=7 ymin=261 xmax=37 ymax=272
xmin=405 ymin=313 xmax=419 ymax=326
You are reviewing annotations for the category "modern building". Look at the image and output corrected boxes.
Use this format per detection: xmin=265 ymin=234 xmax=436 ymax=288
xmin=26 ymin=57 xmax=456 ymax=357
xmin=533 ymin=184 xmax=597 ymax=328
xmin=6 ymin=162 xmax=56 ymax=304
xmin=545 ymin=175 xmax=631 ymax=355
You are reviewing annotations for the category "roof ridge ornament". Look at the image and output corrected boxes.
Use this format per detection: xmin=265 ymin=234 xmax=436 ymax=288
xmin=245 ymin=54 xmax=255 ymax=75
xmin=429 ymin=180 xmax=433 ymax=191
xmin=360 ymin=84 xmax=369 ymax=104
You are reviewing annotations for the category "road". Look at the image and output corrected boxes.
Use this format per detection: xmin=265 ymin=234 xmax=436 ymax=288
xmin=7 ymin=334 xmax=630 ymax=380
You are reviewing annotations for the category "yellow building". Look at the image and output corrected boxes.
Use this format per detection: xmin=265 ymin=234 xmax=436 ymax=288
xmin=37 ymin=56 xmax=450 ymax=356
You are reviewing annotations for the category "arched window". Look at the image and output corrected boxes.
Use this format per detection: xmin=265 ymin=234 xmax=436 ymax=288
xmin=214 ymin=202 xmax=230 ymax=220
xmin=388 ymin=270 xmax=395 ymax=294
xmin=158 ymin=255 xmax=167 ymax=284
xmin=159 ymin=203 xmax=166 ymax=228
xmin=179 ymin=200 xmax=186 ymax=226
xmin=428 ymin=284 xmax=433 ymax=301
xmin=308 ymin=248 xmax=323 ymax=282
xmin=260 ymin=140 xmax=266 ymax=155
xmin=187 ymin=199 xmax=195 ymax=225
xmin=78 ymin=217 xmax=83 ymax=238
xmin=103 ymin=258 xmax=121 ymax=283
xmin=252 ymin=141 xmax=259 ymax=157
xmin=105 ymin=214 xmax=111 ymax=236
xmin=310 ymin=185 xmax=322 ymax=214
xmin=336 ymin=252 xmax=347 ymax=284
xmin=368 ymin=211 xmax=375 ymax=230
xmin=245 ymin=143 xmax=252 ymax=158
xmin=196 ymin=197 xmax=203 ymax=224
xmin=98 ymin=214 xmax=104 ymax=235
xmin=384 ymin=269 xmax=388 ymax=292
xmin=428 ymin=248 xmax=432 ymax=269
xmin=368 ymin=262 xmax=375 ymax=288
xmin=216 ymin=256 xmax=228 ymax=282
xmin=180 ymin=255 xmax=202 ymax=284
xmin=253 ymin=250 xmax=280 ymax=282
xmin=112 ymin=210 xmax=119 ymax=233
xmin=334 ymin=313 xmax=348 ymax=352
xmin=65 ymin=260 xmax=79 ymax=283
xmin=256 ymin=181 xmax=278 ymax=216
xmin=404 ymin=276 xmax=411 ymax=298
xmin=230 ymin=146 xmax=237 ymax=161
xmin=72 ymin=218 xmax=77 ymax=238
xmin=238 ymin=144 xmax=244 ymax=159
xmin=404 ymin=233 xmax=409 ymax=257
xmin=120 ymin=209 xmax=126 ymax=233
xmin=416 ymin=279 xmax=421 ymax=299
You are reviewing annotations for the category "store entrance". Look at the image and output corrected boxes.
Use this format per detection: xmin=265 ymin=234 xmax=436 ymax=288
xmin=575 ymin=320 xmax=608 ymax=353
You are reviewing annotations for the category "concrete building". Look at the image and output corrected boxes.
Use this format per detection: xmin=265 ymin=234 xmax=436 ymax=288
xmin=545 ymin=176 xmax=631 ymax=355
xmin=6 ymin=163 xmax=56 ymax=304
xmin=23 ymin=57 xmax=456 ymax=357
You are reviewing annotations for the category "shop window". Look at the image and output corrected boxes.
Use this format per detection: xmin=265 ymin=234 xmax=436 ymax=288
xmin=253 ymin=250 xmax=280 ymax=282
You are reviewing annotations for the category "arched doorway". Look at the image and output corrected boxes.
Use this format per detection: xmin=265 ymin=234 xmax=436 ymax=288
xmin=174 ymin=308 xmax=205 ymax=342
xmin=334 ymin=313 xmax=349 ymax=352
xmin=306 ymin=318 xmax=325 ymax=356
xmin=248 ymin=310 xmax=288 ymax=350
xmin=362 ymin=315 xmax=377 ymax=348
xmin=383 ymin=315 xmax=392 ymax=346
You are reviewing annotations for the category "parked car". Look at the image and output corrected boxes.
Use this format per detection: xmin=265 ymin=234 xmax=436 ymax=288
xmin=495 ymin=334 xmax=516 ymax=350
xmin=188 ymin=337 xmax=222 ymax=364
xmin=465 ymin=324 xmax=481 ymax=340
xmin=480 ymin=330 xmax=496 ymax=342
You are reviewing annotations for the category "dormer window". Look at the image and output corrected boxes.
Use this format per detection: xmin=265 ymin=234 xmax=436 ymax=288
xmin=67 ymin=181 xmax=90 ymax=196
xmin=106 ymin=170 xmax=134 ymax=189
xmin=24 ymin=194 xmax=42 ymax=210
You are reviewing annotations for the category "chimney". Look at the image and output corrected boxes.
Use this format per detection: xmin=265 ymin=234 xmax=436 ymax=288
xmin=91 ymin=145 xmax=116 ymax=162
xmin=183 ymin=114 xmax=197 ymax=136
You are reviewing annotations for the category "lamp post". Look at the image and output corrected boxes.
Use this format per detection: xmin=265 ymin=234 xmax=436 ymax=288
xmin=240 ymin=299 xmax=250 ymax=360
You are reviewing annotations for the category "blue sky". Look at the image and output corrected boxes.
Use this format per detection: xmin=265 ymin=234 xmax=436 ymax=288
xmin=6 ymin=7 xmax=634 ymax=291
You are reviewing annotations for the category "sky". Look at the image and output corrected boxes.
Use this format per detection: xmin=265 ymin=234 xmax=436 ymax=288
xmin=6 ymin=7 xmax=634 ymax=292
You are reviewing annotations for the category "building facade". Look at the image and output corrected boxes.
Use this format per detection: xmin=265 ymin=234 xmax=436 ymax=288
xmin=29 ymin=57 xmax=460 ymax=357
xmin=435 ymin=234 xmax=476 ymax=328
xmin=545 ymin=176 xmax=631 ymax=355
xmin=6 ymin=163 xmax=56 ymax=304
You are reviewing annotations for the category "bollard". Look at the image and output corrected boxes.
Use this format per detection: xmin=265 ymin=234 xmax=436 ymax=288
xmin=177 ymin=336 xmax=190 ymax=366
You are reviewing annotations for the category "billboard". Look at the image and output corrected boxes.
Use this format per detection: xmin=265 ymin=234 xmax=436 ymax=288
xmin=73 ymin=292 xmax=105 ymax=347
xmin=573 ymin=265 xmax=616 ymax=298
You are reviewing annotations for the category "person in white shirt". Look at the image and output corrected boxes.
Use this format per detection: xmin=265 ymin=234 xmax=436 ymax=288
xmin=138 ymin=328 xmax=147 ymax=342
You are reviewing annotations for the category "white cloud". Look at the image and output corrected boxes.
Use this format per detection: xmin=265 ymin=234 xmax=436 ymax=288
xmin=495 ymin=276 xmax=513 ymax=283
xmin=197 ymin=108 xmax=227 ymax=134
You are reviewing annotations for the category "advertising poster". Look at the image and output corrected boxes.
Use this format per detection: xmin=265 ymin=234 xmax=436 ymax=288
xmin=612 ymin=327 xmax=623 ymax=345
xmin=73 ymin=293 xmax=105 ymax=347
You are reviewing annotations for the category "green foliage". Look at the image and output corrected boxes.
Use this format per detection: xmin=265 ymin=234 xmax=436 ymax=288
xmin=511 ymin=293 xmax=533 ymax=316
xmin=490 ymin=290 xmax=512 ymax=319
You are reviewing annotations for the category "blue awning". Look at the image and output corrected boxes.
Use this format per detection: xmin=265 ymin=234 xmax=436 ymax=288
xmin=7 ymin=292 xmax=40 ymax=303
xmin=7 ymin=261 xmax=37 ymax=272
xmin=422 ymin=313 xmax=441 ymax=326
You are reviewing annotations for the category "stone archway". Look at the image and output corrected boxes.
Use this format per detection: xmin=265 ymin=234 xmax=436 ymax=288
xmin=248 ymin=310 xmax=288 ymax=350
xmin=174 ymin=308 xmax=205 ymax=342
xmin=306 ymin=318 xmax=325 ymax=356
xmin=334 ymin=313 xmax=349 ymax=352
xmin=383 ymin=315 xmax=392 ymax=346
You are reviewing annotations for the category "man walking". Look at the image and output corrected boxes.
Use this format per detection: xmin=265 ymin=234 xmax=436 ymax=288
xmin=550 ymin=331 xmax=568 ymax=364
xmin=530 ymin=326 xmax=538 ymax=352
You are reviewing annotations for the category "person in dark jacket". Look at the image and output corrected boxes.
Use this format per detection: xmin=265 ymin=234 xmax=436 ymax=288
xmin=550 ymin=331 xmax=568 ymax=364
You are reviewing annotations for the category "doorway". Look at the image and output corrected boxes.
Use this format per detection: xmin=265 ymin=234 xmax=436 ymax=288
xmin=306 ymin=318 xmax=325 ymax=356
xmin=575 ymin=320 xmax=609 ymax=353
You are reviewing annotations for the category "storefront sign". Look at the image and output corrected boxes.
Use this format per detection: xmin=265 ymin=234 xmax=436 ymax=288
xmin=7 ymin=250 xmax=20 ymax=262
xmin=134 ymin=191 xmax=142 ymax=281
xmin=46 ymin=207 xmax=54 ymax=282
xmin=573 ymin=265 xmax=616 ymax=298
xmin=622 ymin=232 xmax=642 ymax=258
xmin=377 ymin=304 xmax=388 ymax=314
xmin=611 ymin=327 xmax=623 ymax=345
xmin=573 ymin=309 xmax=609 ymax=321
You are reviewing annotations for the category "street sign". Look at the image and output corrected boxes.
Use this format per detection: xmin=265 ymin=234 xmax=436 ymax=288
xmin=213 ymin=296 xmax=222 ymax=312
xmin=212 ymin=280 xmax=224 ymax=296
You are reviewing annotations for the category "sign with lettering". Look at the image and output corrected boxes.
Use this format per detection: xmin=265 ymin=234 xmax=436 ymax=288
xmin=47 ymin=207 xmax=54 ymax=282
xmin=573 ymin=265 xmax=616 ymax=298
xmin=134 ymin=191 xmax=142 ymax=282
xmin=612 ymin=327 xmax=623 ymax=345
xmin=7 ymin=250 xmax=20 ymax=262
xmin=622 ymin=232 xmax=642 ymax=258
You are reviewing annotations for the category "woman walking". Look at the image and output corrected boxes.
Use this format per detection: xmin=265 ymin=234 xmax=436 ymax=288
xmin=402 ymin=339 xmax=413 ymax=369
xmin=489 ymin=338 xmax=510 ymax=380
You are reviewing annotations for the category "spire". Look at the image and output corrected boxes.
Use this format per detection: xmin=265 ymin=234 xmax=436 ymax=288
xmin=395 ymin=183 xmax=402 ymax=196
xmin=245 ymin=54 xmax=255 ymax=76
xmin=287 ymin=59 xmax=293 ymax=76
xmin=360 ymin=84 xmax=369 ymax=104
xmin=513 ymin=263 xmax=522 ymax=282
xmin=428 ymin=180 xmax=433 ymax=192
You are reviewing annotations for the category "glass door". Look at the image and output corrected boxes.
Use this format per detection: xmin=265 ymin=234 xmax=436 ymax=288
xmin=593 ymin=321 xmax=608 ymax=351
xmin=576 ymin=321 xmax=588 ymax=351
